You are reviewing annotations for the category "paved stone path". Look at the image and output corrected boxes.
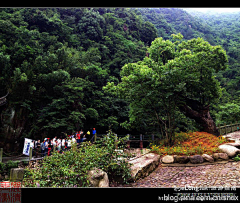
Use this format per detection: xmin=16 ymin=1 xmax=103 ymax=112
xmin=122 ymin=161 xmax=240 ymax=187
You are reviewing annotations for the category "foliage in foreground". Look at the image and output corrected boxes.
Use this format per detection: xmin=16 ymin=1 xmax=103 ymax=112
xmin=23 ymin=132 xmax=132 ymax=187
xmin=150 ymin=131 xmax=233 ymax=156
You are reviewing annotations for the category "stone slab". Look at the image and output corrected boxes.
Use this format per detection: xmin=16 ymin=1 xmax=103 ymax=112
xmin=128 ymin=153 xmax=160 ymax=180
xmin=10 ymin=168 xmax=24 ymax=181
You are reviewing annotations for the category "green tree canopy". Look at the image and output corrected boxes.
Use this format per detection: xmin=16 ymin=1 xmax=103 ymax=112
xmin=105 ymin=34 xmax=228 ymax=145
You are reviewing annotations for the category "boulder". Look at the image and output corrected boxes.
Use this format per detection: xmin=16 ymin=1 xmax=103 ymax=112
xmin=225 ymin=143 xmax=240 ymax=147
xmin=175 ymin=156 xmax=189 ymax=164
xmin=161 ymin=155 xmax=174 ymax=164
xmin=213 ymin=153 xmax=229 ymax=160
xmin=219 ymin=153 xmax=229 ymax=160
xmin=218 ymin=144 xmax=240 ymax=157
xmin=87 ymin=168 xmax=109 ymax=187
xmin=128 ymin=153 xmax=160 ymax=180
xmin=202 ymin=154 xmax=214 ymax=162
xmin=173 ymin=155 xmax=177 ymax=162
xmin=189 ymin=155 xmax=204 ymax=164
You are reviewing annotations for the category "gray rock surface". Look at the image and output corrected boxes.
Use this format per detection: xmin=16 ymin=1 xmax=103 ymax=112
xmin=189 ymin=155 xmax=204 ymax=164
xmin=213 ymin=153 xmax=229 ymax=160
xmin=202 ymin=154 xmax=214 ymax=162
xmin=175 ymin=156 xmax=189 ymax=164
xmin=87 ymin=168 xmax=109 ymax=187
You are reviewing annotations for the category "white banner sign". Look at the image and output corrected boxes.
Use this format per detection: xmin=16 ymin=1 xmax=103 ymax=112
xmin=22 ymin=138 xmax=33 ymax=156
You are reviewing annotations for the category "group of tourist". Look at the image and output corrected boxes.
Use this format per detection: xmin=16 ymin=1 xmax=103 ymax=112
xmin=33 ymin=128 xmax=97 ymax=157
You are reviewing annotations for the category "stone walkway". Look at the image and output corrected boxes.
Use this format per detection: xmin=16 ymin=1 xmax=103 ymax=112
xmin=123 ymin=161 xmax=240 ymax=187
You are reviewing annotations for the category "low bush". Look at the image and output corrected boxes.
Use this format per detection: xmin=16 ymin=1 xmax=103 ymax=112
xmin=234 ymin=155 xmax=240 ymax=162
xmin=0 ymin=160 xmax=18 ymax=179
xmin=23 ymin=131 xmax=132 ymax=187
xmin=0 ymin=162 xmax=6 ymax=173
xmin=150 ymin=131 xmax=233 ymax=156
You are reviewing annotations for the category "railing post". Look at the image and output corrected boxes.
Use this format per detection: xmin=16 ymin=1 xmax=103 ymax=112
xmin=139 ymin=134 xmax=143 ymax=149
xmin=94 ymin=133 xmax=97 ymax=143
xmin=126 ymin=134 xmax=130 ymax=149
xmin=0 ymin=148 xmax=2 ymax=163
xmin=29 ymin=147 xmax=33 ymax=161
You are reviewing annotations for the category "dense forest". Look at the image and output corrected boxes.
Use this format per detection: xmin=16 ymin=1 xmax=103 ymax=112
xmin=0 ymin=8 xmax=239 ymax=151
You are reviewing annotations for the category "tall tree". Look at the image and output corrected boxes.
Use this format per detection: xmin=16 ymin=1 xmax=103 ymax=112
xmin=106 ymin=34 xmax=228 ymax=144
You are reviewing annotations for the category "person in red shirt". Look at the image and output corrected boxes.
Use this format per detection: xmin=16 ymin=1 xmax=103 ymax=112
xmin=48 ymin=138 xmax=52 ymax=156
xmin=76 ymin=131 xmax=81 ymax=145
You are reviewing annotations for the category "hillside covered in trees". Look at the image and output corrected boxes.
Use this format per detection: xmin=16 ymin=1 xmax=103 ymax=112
xmin=0 ymin=8 xmax=239 ymax=151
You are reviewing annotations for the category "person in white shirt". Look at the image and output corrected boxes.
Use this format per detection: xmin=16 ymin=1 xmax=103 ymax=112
xmin=57 ymin=138 xmax=61 ymax=152
xmin=62 ymin=138 xmax=65 ymax=151
xmin=71 ymin=137 xmax=76 ymax=146
xmin=67 ymin=137 xmax=71 ymax=149
xmin=52 ymin=136 xmax=57 ymax=151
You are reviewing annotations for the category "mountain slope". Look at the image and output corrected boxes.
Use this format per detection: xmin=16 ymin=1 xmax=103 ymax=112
xmin=138 ymin=8 xmax=217 ymax=45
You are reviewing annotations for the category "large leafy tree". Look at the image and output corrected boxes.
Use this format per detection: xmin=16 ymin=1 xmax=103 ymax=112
xmin=106 ymin=34 xmax=228 ymax=146
xmin=0 ymin=8 xmax=155 ymax=150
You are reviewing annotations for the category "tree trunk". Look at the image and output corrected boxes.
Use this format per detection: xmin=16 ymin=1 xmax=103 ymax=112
xmin=178 ymin=98 xmax=220 ymax=136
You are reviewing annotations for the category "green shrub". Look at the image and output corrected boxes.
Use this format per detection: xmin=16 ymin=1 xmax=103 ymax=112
xmin=0 ymin=162 xmax=6 ymax=173
xmin=23 ymin=130 xmax=132 ymax=187
xmin=0 ymin=160 xmax=18 ymax=178
xmin=234 ymin=155 xmax=240 ymax=162
xmin=5 ymin=161 xmax=18 ymax=176
xmin=6 ymin=160 xmax=18 ymax=170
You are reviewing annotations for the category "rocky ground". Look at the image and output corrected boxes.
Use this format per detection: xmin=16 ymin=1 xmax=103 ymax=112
xmin=122 ymin=161 xmax=240 ymax=188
